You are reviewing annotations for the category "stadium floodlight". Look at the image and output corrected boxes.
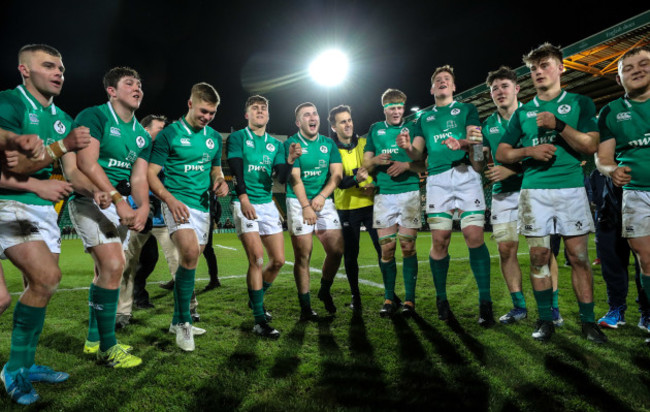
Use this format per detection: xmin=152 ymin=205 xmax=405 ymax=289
xmin=308 ymin=49 xmax=349 ymax=87
xmin=410 ymin=106 xmax=420 ymax=112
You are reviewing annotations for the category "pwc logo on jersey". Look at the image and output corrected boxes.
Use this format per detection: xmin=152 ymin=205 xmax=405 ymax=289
xmin=557 ymin=104 xmax=572 ymax=115
xmin=110 ymin=127 xmax=121 ymax=137
xmin=206 ymin=139 xmax=215 ymax=150
xmin=136 ymin=136 xmax=145 ymax=148
xmin=616 ymin=112 xmax=632 ymax=122
xmin=185 ymin=164 xmax=206 ymax=173
xmin=53 ymin=120 xmax=66 ymax=135
xmin=629 ymin=133 xmax=650 ymax=147
xmin=381 ymin=148 xmax=399 ymax=155
xmin=107 ymin=158 xmax=132 ymax=169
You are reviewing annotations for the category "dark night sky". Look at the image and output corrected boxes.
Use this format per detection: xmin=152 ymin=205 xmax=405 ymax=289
xmin=0 ymin=1 xmax=647 ymax=136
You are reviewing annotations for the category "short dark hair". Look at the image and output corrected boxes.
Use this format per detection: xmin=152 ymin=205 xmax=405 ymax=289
xmin=431 ymin=65 xmax=455 ymax=85
xmin=294 ymin=102 xmax=316 ymax=119
xmin=190 ymin=82 xmax=220 ymax=105
xmin=140 ymin=114 xmax=167 ymax=129
xmin=328 ymin=105 xmax=351 ymax=125
xmin=381 ymin=89 xmax=406 ymax=106
xmin=619 ymin=45 xmax=650 ymax=71
xmin=245 ymin=95 xmax=269 ymax=111
xmin=485 ymin=66 xmax=518 ymax=88
xmin=18 ymin=44 xmax=61 ymax=63
xmin=103 ymin=67 xmax=141 ymax=90
xmin=523 ymin=42 xmax=563 ymax=66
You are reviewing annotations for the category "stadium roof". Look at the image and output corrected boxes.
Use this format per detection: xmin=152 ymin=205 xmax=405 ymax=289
xmin=406 ymin=10 xmax=650 ymax=122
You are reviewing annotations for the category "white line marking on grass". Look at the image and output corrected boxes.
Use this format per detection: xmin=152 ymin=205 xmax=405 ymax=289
xmin=214 ymin=244 xmax=238 ymax=251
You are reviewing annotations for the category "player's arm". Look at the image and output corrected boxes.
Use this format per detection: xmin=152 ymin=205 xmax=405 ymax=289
xmin=396 ymin=134 xmax=426 ymax=161
xmin=275 ymin=142 xmax=301 ymax=184
xmin=363 ymin=150 xmax=392 ymax=174
xmin=0 ymin=171 xmax=72 ymax=202
xmin=0 ymin=130 xmax=45 ymax=171
xmin=147 ymin=162 xmax=188 ymax=224
xmin=60 ymin=152 xmax=110 ymax=208
xmin=129 ymin=158 xmax=150 ymax=232
xmin=466 ymin=125 xmax=486 ymax=172
xmin=310 ymin=162 xmax=342 ymax=212
xmin=210 ymin=166 xmax=229 ymax=197
xmin=595 ymin=138 xmax=630 ymax=187
xmin=77 ymin=137 xmax=136 ymax=226
xmin=228 ymin=157 xmax=257 ymax=220
xmin=537 ymin=112 xmax=599 ymax=155
xmin=289 ymin=167 xmax=316 ymax=225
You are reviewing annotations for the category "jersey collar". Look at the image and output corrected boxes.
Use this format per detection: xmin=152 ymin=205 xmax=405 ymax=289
xmin=17 ymin=85 xmax=57 ymax=115
xmin=432 ymin=100 xmax=457 ymax=113
xmin=179 ymin=116 xmax=207 ymax=136
xmin=245 ymin=127 xmax=268 ymax=143
xmin=496 ymin=102 xmax=523 ymax=125
xmin=296 ymin=131 xmax=319 ymax=145
xmin=107 ymin=101 xmax=137 ymax=131
xmin=533 ymin=90 xmax=567 ymax=107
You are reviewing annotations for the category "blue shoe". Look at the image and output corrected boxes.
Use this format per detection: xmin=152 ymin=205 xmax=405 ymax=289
xmin=638 ymin=312 xmax=650 ymax=333
xmin=551 ymin=307 xmax=564 ymax=327
xmin=1 ymin=365 xmax=39 ymax=405
xmin=598 ymin=306 xmax=626 ymax=329
xmin=499 ymin=307 xmax=528 ymax=324
xmin=27 ymin=364 xmax=69 ymax=383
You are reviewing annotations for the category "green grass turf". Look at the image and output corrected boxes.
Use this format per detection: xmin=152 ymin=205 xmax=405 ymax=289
xmin=0 ymin=232 xmax=649 ymax=411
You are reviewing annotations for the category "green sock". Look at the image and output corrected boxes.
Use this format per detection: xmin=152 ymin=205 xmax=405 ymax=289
xmin=533 ymin=288 xmax=553 ymax=321
xmin=552 ymin=289 xmax=559 ymax=309
xmin=6 ymin=302 xmax=45 ymax=372
xmin=87 ymin=283 xmax=99 ymax=342
xmin=469 ymin=244 xmax=491 ymax=303
xmin=429 ymin=255 xmax=450 ymax=301
xmin=298 ymin=292 xmax=311 ymax=311
xmin=320 ymin=278 xmax=333 ymax=294
xmin=511 ymin=291 xmax=526 ymax=309
xmin=403 ymin=255 xmax=418 ymax=303
xmin=173 ymin=266 xmax=196 ymax=325
xmin=641 ymin=274 xmax=650 ymax=303
xmin=91 ymin=285 xmax=120 ymax=352
xmin=27 ymin=305 xmax=46 ymax=368
xmin=578 ymin=301 xmax=595 ymax=323
xmin=379 ymin=259 xmax=397 ymax=301
xmin=262 ymin=281 xmax=272 ymax=294
xmin=248 ymin=289 xmax=265 ymax=324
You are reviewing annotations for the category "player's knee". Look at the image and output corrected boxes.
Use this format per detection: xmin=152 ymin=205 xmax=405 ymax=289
xmin=498 ymin=241 xmax=518 ymax=260
xmin=493 ymin=222 xmax=518 ymax=244
xmin=268 ymin=256 xmax=284 ymax=271
xmin=0 ymin=294 xmax=11 ymax=315
xmin=252 ymin=256 xmax=265 ymax=268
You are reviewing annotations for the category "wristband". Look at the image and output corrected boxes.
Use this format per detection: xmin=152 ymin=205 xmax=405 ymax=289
xmin=302 ymin=204 xmax=311 ymax=210
xmin=317 ymin=193 xmax=327 ymax=200
xmin=554 ymin=116 xmax=566 ymax=133
xmin=46 ymin=140 xmax=67 ymax=160
xmin=110 ymin=190 xmax=124 ymax=204
xmin=45 ymin=145 xmax=58 ymax=160
xmin=598 ymin=164 xmax=617 ymax=177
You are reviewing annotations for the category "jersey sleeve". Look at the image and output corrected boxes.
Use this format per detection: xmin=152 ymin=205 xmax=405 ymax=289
xmin=577 ymin=95 xmax=599 ymax=133
xmin=329 ymin=139 xmax=342 ymax=163
xmin=74 ymin=107 xmax=105 ymax=142
xmin=138 ymin=143 xmax=153 ymax=161
xmin=500 ymin=110 xmax=523 ymax=147
xmin=226 ymin=131 xmax=243 ymax=159
xmin=274 ymin=139 xmax=286 ymax=166
xmin=481 ymin=122 xmax=491 ymax=150
xmin=364 ymin=125 xmax=376 ymax=154
xmin=211 ymin=131 xmax=222 ymax=167
xmin=285 ymin=138 xmax=300 ymax=168
xmin=0 ymin=92 xmax=25 ymax=134
xmin=597 ymin=105 xmax=614 ymax=143
xmin=466 ymin=104 xmax=480 ymax=127
xmin=148 ymin=127 xmax=172 ymax=166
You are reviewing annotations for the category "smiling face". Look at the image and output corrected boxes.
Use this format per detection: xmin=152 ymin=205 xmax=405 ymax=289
xmin=108 ymin=76 xmax=143 ymax=112
xmin=245 ymin=102 xmax=269 ymax=129
xmin=430 ymin=70 xmax=456 ymax=101
xmin=296 ymin=105 xmax=320 ymax=138
xmin=19 ymin=50 xmax=65 ymax=101
xmin=490 ymin=78 xmax=519 ymax=111
xmin=332 ymin=110 xmax=354 ymax=140
xmin=618 ymin=49 xmax=650 ymax=98
xmin=187 ymin=98 xmax=217 ymax=129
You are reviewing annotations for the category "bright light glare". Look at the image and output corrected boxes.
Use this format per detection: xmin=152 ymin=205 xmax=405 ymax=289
xmin=309 ymin=49 xmax=349 ymax=87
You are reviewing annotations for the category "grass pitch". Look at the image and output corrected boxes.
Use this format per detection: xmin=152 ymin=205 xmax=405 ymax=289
xmin=0 ymin=232 xmax=649 ymax=411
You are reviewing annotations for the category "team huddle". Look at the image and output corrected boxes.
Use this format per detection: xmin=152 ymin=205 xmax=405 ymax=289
xmin=0 ymin=42 xmax=648 ymax=405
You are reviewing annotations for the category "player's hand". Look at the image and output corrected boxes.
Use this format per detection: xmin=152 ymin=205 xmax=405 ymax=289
xmin=373 ymin=153 xmax=391 ymax=166
xmin=288 ymin=143 xmax=302 ymax=163
xmin=441 ymin=136 xmax=465 ymax=151
xmin=212 ymin=179 xmax=229 ymax=197
xmin=485 ymin=164 xmax=515 ymax=183
xmin=467 ymin=127 xmax=483 ymax=143
xmin=34 ymin=179 xmax=73 ymax=202
xmin=94 ymin=191 xmax=111 ymax=209
xmin=395 ymin=129 xmax=411 ymax=151
xmin=166 ymin=197 xmax=190 ymax=224
xmin=115 ymin=200 xmax=136 ymax=227
xmin=310 ymin=194 xmax=326 ymax=212
xmin=62 ymin=126 xmax=92 ymax=152
xmin=131 ymin=207 xmax=150 ymax=232
xmin=528 ymin=144 xmax=556 ymax=161
xmin=14 ymin=134 xmax=44 ymax=160
xmin=611 ymin=166 xmax=632 ymax=187
xmin=387 ymin=161 xmax=410 ymax=177
xmin=302 ymin=205 xmax=317 ymax=225
xmin=356 ymin=167 xmax=369 ymax=182
xmin=536 ymin=112 xmax=557 ymax=130
xmin=240 ymin=198 xmax=257 ymax=220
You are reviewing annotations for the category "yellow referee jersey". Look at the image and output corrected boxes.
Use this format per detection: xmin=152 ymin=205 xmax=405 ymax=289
xmin=333 ymin=135 xmax=374 ymax=210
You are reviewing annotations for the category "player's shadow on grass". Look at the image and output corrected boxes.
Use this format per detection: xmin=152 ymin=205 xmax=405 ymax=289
xmin=269 ymin=321 xmax=307 ymax=378
xmin=391 ymin=314 xmax=489 ymax=409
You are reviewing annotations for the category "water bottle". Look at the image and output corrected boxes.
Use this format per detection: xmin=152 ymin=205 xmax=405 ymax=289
xmin=472 ymin=142 xmax=484 ymax=161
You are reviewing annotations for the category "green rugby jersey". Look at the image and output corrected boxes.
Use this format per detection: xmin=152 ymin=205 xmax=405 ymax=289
xmin=599 ymin=97 xmax=650 ymax=191
xmin=481 ymin=105 xmax=523 ymax=194
xmin=74 ymin=102 xmax=151 ymax=188
xmin=285 ymin=132 xmax=341 ymax=200
xmin=149 ymin=117 xmax=222 ymax=212
xmin=227 ymin=127 xmax=285 ymax=204
xmin=0 ymin=85 xmax=73 ymax=205
xmin=364 ymin=120 xmax=421 ymax=194
xmin=419 ymin=101 xmax=480 ymax=176
xmin=500 ymin=90 xmax=597 ymax=189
